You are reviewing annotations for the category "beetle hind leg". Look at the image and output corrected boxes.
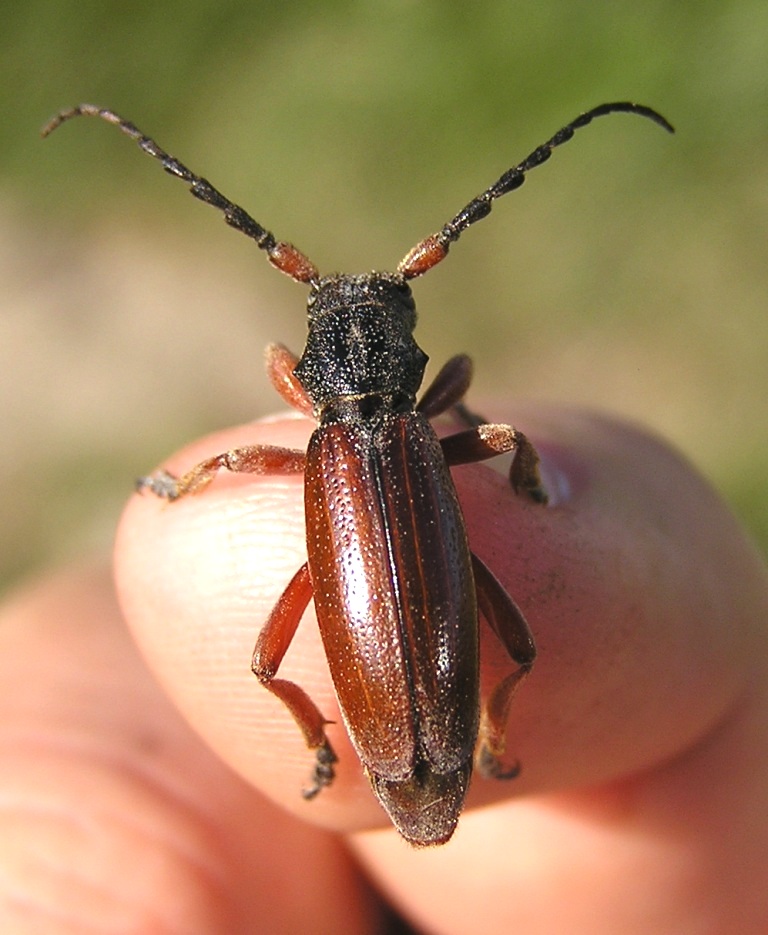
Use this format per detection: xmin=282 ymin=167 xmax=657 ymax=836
xmin=301 ymin=739 xmax=338 ymax=800
xmin=475 ymin=662 xmax=533 ymax=779
xmin=251 ymin=563 xmax=339 ymax=798
xmin=471 ymin=553 xmax=536 ymax=779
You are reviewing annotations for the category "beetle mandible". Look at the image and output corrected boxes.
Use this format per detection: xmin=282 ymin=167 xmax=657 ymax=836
xmin=43 ymin=102 xmax=673 ymax=846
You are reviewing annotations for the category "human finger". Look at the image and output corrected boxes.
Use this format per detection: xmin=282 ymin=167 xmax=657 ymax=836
xmin=115 ymin=404 xmax=762 ymax=845
xmin=0 ymin=563 xmax=381 ymax=933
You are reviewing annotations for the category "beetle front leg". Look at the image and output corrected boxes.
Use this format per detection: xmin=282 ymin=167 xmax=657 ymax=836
xmin=471 ymin=553 xmax=536 ymax=780
xmin=416 ymin=354 xmax=473 ymax=417
xmin=415 ymin=353 xmax=502 ymax=456
xmin=264 ymin=343 xmax=314 ymax=417
xmin=137 ymin=444 xmax=306 ymax=500
xmin=251 ymin=562 xmax=338 ymax=799
xmin=441 ymin=423 xmax=547 ymax=503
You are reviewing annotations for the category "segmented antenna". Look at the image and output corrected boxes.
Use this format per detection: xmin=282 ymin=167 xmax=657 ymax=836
xmin=43 ymin=101 xmax=672 ymax=284
xmin=41 ymin=104 xmax=319 ymax=284
xmin=397 ymin=102 xmax=674 ymax=279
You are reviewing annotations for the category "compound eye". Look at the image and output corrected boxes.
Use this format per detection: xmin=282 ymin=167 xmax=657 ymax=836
xmin=393 ymin=279 xmax=415 ymax=306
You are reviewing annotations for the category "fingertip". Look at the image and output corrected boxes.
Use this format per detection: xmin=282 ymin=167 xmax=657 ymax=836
xmin=114 ymin=406 xmax=762 ymax=839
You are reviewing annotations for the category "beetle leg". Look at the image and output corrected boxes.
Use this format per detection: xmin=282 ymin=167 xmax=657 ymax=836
xmin=418 ymin=357 xmax=547 ymax=502
xmin=450 ymin=399 xmax=487 ymax=428
xmin=416 ymin=354 xmax=473 ymax=417
xmin=265 ymin=343 xmax=314 ymax=417
xmin=441 ymin=423 xmax=547 ymax=503
xmin=137 ymin=444 xmax=306 ymax=500
xmin=471 ymin=553 xmax=536 ymax=780
xmin=251 ymin=562 xmax=338 ymax=799
xmin=412 ymin=352 xmax=501 ymax=435
xmin=415 ymin=354 xmax=499 ymax=443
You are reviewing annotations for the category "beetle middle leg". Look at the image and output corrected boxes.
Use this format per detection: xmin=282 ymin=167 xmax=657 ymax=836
xmin=251 ymin=561 xmax=338 ymax=798
xmin=471 ymin=553 xmax=536 ymax=779
xmin=264 ymin=342 xmax=313 ymax=417
xmin=418 ymin=355 xmax=547 ymax=503
xmin=440 ymin=421 xmax=547 ymax=503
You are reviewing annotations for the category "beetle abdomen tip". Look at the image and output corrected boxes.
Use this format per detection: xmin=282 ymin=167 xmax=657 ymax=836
xmin=369 ymin=759 xmax=472 ymax=847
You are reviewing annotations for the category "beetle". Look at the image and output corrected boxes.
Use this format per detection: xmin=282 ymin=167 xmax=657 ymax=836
xmin=43 ymin=101 xmax=673 ymax=845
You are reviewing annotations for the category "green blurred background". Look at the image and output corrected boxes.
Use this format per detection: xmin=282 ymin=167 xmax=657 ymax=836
xmin=1 ymin=1 xmax=766 ymax=591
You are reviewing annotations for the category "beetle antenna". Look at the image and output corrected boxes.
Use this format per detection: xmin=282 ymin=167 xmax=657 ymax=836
xmin=397 ymin=101 xmax=674 ymax=280
xmin=42 ymin=104 xmax=319 ymax=285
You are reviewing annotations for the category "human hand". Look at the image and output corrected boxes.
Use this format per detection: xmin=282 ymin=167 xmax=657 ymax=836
xmin=1 ymin=404 xmax=766 ymax=933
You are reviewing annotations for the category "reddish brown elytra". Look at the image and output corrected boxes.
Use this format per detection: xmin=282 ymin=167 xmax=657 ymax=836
xmin=43 ymin=102 xmax=673 ymax=845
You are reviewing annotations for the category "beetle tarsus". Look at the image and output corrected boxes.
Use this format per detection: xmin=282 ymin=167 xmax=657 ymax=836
xmin=136 ymin=469 xmax=181 ymax=500
xmin=476 ymin=744 xmax=521 ymax=781
xmin=509 ymin=430 xmax=548 ymax=504
xmin=301 ymin=740 xmax=338 ymax=800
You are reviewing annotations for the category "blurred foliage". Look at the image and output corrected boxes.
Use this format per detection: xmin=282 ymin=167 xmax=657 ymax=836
xmin=1 ymin=0 xmax=766 ymax=588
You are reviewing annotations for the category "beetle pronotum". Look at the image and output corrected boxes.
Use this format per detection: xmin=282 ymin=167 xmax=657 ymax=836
xmin=44 ymin=102 xmax=673 ymax=845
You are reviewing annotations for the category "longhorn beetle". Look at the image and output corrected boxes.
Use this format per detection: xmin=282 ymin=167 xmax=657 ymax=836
xmin=43 ymin=102 xmax=673 ymax=846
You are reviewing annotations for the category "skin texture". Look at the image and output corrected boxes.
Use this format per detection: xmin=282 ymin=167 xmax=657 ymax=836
xmin=0 ymin=402 xmax=766 ymax=934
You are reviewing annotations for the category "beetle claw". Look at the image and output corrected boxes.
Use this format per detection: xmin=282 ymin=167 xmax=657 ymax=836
xmin=301 ymin=740 xmax=338 ymax=800
xmin=476 ymin=744 xmax=521 ymax=781
xmin=135 ymin=469 xmax=181 ymax=500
